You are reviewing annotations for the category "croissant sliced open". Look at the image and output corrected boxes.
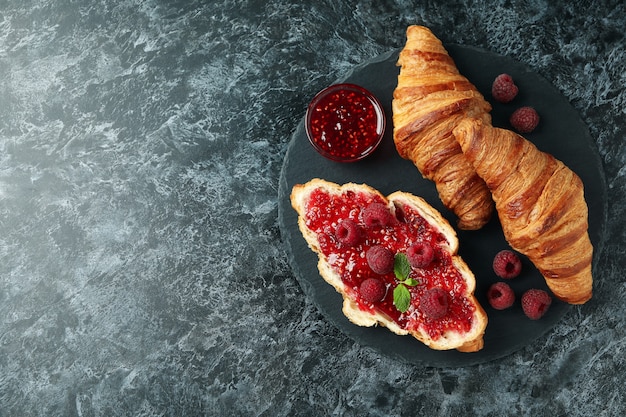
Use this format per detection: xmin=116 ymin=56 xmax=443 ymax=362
xmin=453 ymin=118 xmax=593 ymax=304
xmin=393 ymin=25 xmax=494 ymax=230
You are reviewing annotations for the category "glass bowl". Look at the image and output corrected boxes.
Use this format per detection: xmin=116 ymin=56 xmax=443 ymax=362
xmin=305 ymin=83 xmax=386 ymax=162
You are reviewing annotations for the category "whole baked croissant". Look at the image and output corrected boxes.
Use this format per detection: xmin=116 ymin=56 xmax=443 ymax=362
xmin=393 ymin=25 xmax=494 ymax=230
xmin=453 ymin=118 xmax=593 ymax=304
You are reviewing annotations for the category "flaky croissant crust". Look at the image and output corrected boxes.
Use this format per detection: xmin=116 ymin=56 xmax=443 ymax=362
xmin=454 ymin=118 xmax=593 ymax=304
xmin=393 ymin=25 xmax=494 ymax=230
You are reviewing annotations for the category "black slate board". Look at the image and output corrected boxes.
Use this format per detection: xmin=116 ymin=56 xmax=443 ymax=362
xmin=278 ymin=45 xmax=608 ymax=367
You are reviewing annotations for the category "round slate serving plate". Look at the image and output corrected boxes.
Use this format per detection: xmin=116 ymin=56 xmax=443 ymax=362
xmin=278 ymin=45 xmax=607 ymax=367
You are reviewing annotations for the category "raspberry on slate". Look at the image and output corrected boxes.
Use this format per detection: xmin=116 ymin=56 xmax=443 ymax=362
xmin=407 ymin=242 xmax=435 ymax=268
xmin=362 ymin=202 xmax=393 ymax=228
xmin=419 ymin=288 xmax=449 ymax=319
xmin=493 ymin=250 xmax=522 ymax=279
xmin=360 ymin=278 xmax=386 ymax=303
xmin=491 ymin=73 xmax=519 ymax=103
xmin=334 ymin=218 xmax=361 ymax=247
xmin=366 ymin=245 xmax=395 ymax=275
xmin=487 ymin=282 xmax=515 ymax=310
xmin=521 ymin=289 xmax=552 ymax=320
xmin=510 ymin=106 xmax=540 ymax=133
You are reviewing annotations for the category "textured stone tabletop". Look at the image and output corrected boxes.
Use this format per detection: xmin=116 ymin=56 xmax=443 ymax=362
xmin=1 ymin=1 xmax=624 ymax=416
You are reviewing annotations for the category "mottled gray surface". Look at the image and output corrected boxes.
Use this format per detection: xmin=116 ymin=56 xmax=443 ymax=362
xmin=0 ymin=0 xmax=624 ymax=416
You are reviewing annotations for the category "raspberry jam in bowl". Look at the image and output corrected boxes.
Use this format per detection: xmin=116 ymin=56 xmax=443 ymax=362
xmin=305 ymin=83 xmax=386 ymax=162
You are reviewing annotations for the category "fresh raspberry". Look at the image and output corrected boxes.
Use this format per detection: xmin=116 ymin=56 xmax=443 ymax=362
xmin=510 ymin=106 xmax=540 ymax=133
xmin=487 ymin=282 xmax=515 ymax=310
xmin=406 ymin=242 xmax=435 ymax=268
xmin=493 ymin=250 xmax=522 ymax=279
xmin=521 ymin=289 xmax=552 ymax=320
xmin=366 ymin=245 xmax=394 ymax=274
xmin=359 ymin=278 xmax=386 ymax=303
xmin=334 ymin=219 xmax=361 ymax=247
xmin=419 ymin=288 xmax=449 ymax=319
xmin=491 ymin=73 xmax=519 ymax=103
xmin=362 ymin=202 xmax=392 ymax=228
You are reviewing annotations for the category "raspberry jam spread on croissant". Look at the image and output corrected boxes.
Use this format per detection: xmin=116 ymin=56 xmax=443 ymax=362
xmin=304 ymin=187 xmax=476 ymax=339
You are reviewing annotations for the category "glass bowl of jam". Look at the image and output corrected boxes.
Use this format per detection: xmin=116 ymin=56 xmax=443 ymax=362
xmin=305 ymin=83 xmax=386 ymax=162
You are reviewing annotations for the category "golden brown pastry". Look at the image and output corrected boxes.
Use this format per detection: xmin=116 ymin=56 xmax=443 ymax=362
xmin=393 ymin=25 xmax=494 ymax=230
xmin=453 ymin=118 xmax=593 ymax=304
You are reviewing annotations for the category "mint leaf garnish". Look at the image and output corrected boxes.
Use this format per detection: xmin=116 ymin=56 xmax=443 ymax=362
xmin=392 ymin=253 xmax=420 ymax=313
xmin=393 ymin=283 xmax=411 ymax=313
xmin=404 ymin=277 xmax=419 ymax=287
xmin=394 ymin=253 xmax=411 ymax=281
